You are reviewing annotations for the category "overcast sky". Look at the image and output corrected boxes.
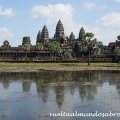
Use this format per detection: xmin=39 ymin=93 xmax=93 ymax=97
xmin=0 ymin=0 xmax=120 ymax=46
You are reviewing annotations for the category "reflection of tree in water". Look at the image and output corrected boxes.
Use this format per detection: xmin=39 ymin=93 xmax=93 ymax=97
xmin=79 ymin=84 xmax=97 ymax=101
xmin=48 ymin=71 xmax=73 ymax=83
xmin=54 ymin=84 xmax=65 ymax=108
xmin=93 ymin=70 xmax=105 ymax=86
xmin=100 ymin=70 xmax=120 ymax=95
xmin=114 ymin=71 xmax=120 ymax=94
xmin=116 ymin=85 xmax=120 ymax=94
xmin=69 ymin=83 xmax=76 ymax=96
xmin=108 ymin=71 xmax=120 ymax=85
xmin=72 ymin=70 xmax=108 ymax=101
xmin=22 ymin=80 xmax=31 ymax=92
xmin=77 ymin=71 xmax=97 ymax=101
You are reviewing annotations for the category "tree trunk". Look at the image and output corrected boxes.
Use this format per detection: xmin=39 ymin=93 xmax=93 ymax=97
xmin=88 ymin=50 xmax=91 ymax=66
xmin=26 ymin=52 xmax=27 ymax=57
xmin=25 ymin=52 xmax=27 ymax=60
xmin=82 ymin=52 xmax=84 ymax=59
xmin=38 ymin=51 xmax=39 ymax=60
xmin=118 ymin=56 xmax=120 ymax=63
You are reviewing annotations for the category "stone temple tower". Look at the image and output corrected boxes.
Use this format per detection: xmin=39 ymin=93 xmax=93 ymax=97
xmin=41 ymin=25 xmax=49 ymax=45
xmin=36 ymin=30 xmax=41 ymax=44
xmin=69 ymin=32 xmax=75 ymax=40
xmin=54 ymin=19 xmax=64 ymax=39
xmin=79 ymin=27 xmax=85 ymax=41
xmin=22 ymin=36 xmax=31 ymax=45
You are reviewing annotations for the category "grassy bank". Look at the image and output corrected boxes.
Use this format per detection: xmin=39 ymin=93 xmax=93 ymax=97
xmin=0 ymin=62 xmax=119 ymax=67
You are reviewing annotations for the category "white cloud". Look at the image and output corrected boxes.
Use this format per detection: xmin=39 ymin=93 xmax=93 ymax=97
xmin=31 ymin=3 xmax=117 ymax=45
xmin=0 ymin=6 xmax=14 ymax=17
xmin=96 ymin=12 xmax=120 ymax=45
xmin=83 ymin=2 xmax=107 ymax=11
xmin=83 ymin=2 xmax=96 ymax=10
xmin=31 ymin=4 xmax=79 ymax=36
xmin=31 ymin=4 xmax=77 ymax=36
xmin=98 ymin=30 xmax=119 ymax=45
xmin=97 ymin=12 xmax=120 ymax=26
xmin=0 ymin=27 xmax=14 ymax=38
xmin=116 ymin=0 xmax=120 ymax=2
xmin=99 ymin=5 xmax=107 ymax=10
xmin=31 ymin=4 xmax=100 ymax=39
xmin=31 ymin=3 xmax=74 ymax=21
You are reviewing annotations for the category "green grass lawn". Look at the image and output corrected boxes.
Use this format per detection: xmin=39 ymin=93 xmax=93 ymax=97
xmin=0 ymin=62 xmax=119 ymax=67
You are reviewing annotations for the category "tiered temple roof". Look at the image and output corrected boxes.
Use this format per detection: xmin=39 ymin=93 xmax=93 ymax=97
xmin=69 ymin=32 xmax=75 ymax=40
xmin=22 ymin=36 xmax=31 ymax=45
xmin=55 ymin=19 xmax=64 ymax=38
xmin=79 ymin=27 xmax=85 ymax=41
xmin=41 ymin=25 xmax=49 ymax=39
xmin=36 ymin=31 xmax=41 ymax=43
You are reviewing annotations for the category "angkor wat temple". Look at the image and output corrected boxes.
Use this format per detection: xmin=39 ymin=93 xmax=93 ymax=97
xmin=0 ymin=19 xmax=119 ymax=62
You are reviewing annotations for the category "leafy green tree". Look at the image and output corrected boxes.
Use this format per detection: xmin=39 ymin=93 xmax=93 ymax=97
xmin=35 ymin=43 xmax=43 ymax=59
xmin=80 ymin=32 xmax=97 ymax=66
xmin=79 ymin=39 xmax=88 ymax=58
xmin=48 ymin=41 xmax=61 ymax=59
xmin=114 ymin=48 xmax=120 ymax=63
xmin=64 ymin=51 xmax=72 ymax=60
xmin=22 ymin=43 xmax=30 ymax=58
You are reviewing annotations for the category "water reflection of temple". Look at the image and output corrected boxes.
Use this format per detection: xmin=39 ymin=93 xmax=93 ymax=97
xmin=0 ymin=70 xmax=120 ymax=107
xmin=54 ymin=84 xmax=65 ymax=108
xmin=36 ymin=81 xmax=49 ymax=103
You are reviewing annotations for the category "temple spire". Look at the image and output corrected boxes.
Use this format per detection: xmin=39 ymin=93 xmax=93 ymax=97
xmin=41 ymin=25 xmax=49 ymax=39
xmin=79 ymin=27 xmax=85 ymax=41
xmin=55 ymin=19 xmax=64 ymax=38
xmin=69 ymin=32 xmax=75 ymax=39
xmin=41 ymin=25 xmax=49 ymax=45
xmin=36 ymin=30 xmax=41 ymax=43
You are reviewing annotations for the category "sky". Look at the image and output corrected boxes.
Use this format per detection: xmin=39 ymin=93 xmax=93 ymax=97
xmin=0 ymin=0 xmax=120 ymax=46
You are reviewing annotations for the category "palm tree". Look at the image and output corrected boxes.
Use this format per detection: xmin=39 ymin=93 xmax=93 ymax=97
xmin=79 ymin=39 xmax=88 ymax=58
xmin=80 ymin=32 xmax=97 ymax=66
xmin=35 ymin=43 xmax=43 ymax=59
xmin=22 ymin=43 xmax=30 ymax=59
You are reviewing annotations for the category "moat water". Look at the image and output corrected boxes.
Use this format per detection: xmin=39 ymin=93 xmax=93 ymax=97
xmin=0 ymin=70 xmax=120 ymax=120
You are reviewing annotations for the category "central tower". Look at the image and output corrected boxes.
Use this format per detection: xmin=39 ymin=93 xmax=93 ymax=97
xmin=54 ymin=19 xmax=64 ymax=39
xmin=79 ymin=27 xmax=85 ymax=41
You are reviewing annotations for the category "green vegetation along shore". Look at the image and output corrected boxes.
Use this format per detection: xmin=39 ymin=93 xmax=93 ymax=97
xmin=0 ymin=63 xmax=119 ymax=72
xmin=0 ymin=62 xmax=120 ymax=67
